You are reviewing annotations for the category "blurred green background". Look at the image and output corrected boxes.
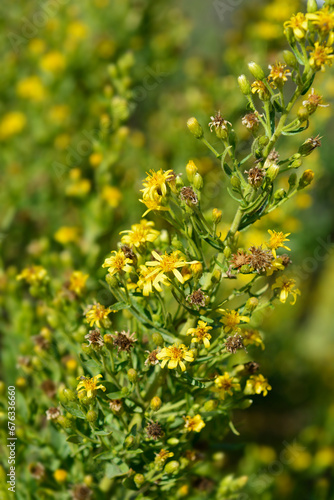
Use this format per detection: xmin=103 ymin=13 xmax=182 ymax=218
xmin=1 ymin=0 xmax=334 ymax=498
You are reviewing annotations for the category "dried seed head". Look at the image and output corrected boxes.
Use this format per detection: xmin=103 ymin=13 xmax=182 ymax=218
xmin=187 ymin=288 xmax=207 ymax=308
xmin=41 ymin=380 xmax=57 ymax=398
xmin=248 ymin=245 xmax=273 ymax=272
xmin=29 ymin=462 xmax=45 ymax=480
xmin=32 ymin=335 xmax=50 ymax=350
xmin=85 ymin=329 xmax=104 ymax=348
xmin=145 ymin=349 xmax=160 ymax=366
xmin=208 ymin=111 xmax=231 ymax=139
xmin=46 ymin=407 xmax=61 ymax=420
xmin=112 ymin=330 xmax=137 ymax=354
xmin=224 ymin=333 xmax=246 ymax=354
xmin=280 ymin=254 xmax=292 ymax=267
xmin=71 ymin=484 xmax=93 ymax=500
xmin=243 ymin=361 xmax=260 ymax=374
xmin=180 ymin=186 xmax=198 ymax=205
xmin=109 ymin=399 xmax=123 ymax=415
xmin=245 ymin=165 xmax=266 ymax=188
xmin=231 ymin=250 xmax=250 ymax=271
xmin=121 ymin=245 xmax=137 ymax=265
xmin=146 ymin=421 xmax=164 ymax=440
xmin=241 ymin=113 xmax=260 ymax=132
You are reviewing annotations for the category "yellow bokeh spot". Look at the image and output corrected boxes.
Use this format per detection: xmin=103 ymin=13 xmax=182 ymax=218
xmin=16 ymin=76 xmax=46 ymax=101
xmin=40 ymin=51 xmax=66 ymax=73
xmin=0 ymin=111 xmax=26 ymax=140
xmin=101 ymin=186 xmax=123 ymax=208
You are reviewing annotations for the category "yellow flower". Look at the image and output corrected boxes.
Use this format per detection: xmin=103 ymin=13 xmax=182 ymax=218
xmin=136 ymin=265 xmax=169 ymax=296
xmin=0 ymin=111 xmax=26 ymax=140
xmin=68 ymin=271 xmax=89 ymax=295
xmin=272 ymin=276 xmax=301 ymax=304
xmin=266 ymin=230 xmax=291 ymax=258
xmin=146 ymin=251 xmax=198 ymax=285
xmin=85 ymin=303 xmax=113 ymax=328
xmin=251 ymin=80 xmax=270 ymax=100
xmin=16 ymin=76 xmax=46 ymax=101
xmin=214 ymin=372 xmax=241 ymax=399
xmin=266 ymin=256 xmax=286 ymax=276
xmin=53 ymin=469 xmax=67 ymax=483
xmin=156 ymin=344 xmax=194 ymax=371
xmin=141 ymin=169 xmax=174 ymax=200
xmin=102 ymin=250 xmax=133 ymax=276
xmin=76 ymin=374 xmax=106 ymax=398
xmin=183 ymin=414 xmax=205 ymax=433
xmin=54 ymin=226 xmax=80 ymax=245
xmin=17 ymin=266 xmax=48 ymax=285
xmin=219 ymin=309 xmax=249 ymax=333
xmin=284 ymin=13 xmax=308 ymax=40
xmin=187 ymin=320 xmax=212 ymax=349
xmin=268 ymin=63 xmax=291 ymax=88
xmin=154 ymin=449 xmax=174 ymax=467
xmin=306 ymin=7 xmax=334 ymax=34
xmin=242 ymin=329 xmax=265 ymax=350
xmin=308 ymin=42 xmax=334 ymax=71
xmin=139 ymin=195 xmax=170 ymax=217
xmin=101 ymin=186 xmax=123 ymax=208
xmin=40 ymin=51 xmax=66 ymax=73
xmin=120 ymin=219 xmax=160 ymax=248
xmin=245 ymin=374 xmax=272 ymax=397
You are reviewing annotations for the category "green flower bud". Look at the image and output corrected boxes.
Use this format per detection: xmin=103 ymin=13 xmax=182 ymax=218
xmin=307 ymin=0 xmax=318 ymax=13
xmin=167 ymin=437 xmax=179 ymax=446
xmin=99 ymin=476 xmax=113 ymax=493
xmin=248 ymin=61 xmax=265 ymax=80
xmin=283 ymin=50 xmax=298 ymax=68
xmin=231 ymin=175 xmax=241 ymax=189
xmin=164 ymin=460 xmax=180 ymax=474
xmin=274 ymin=188 xmax=286 ymax=201
xmin=152 ymin=332 xmax=164 ymax=346
xmin=236 ymin=399 xmax=253 ymax=409
xmin=298 ymin=169 xmax=314 ymax=188
xmin=57 ymin=416 xmax=72 ymax=429
xmin=134 ymin=473 xmax=145 ymax=488
xmin=290 ymin=158 xmax=303 ymax=169
xmin=81 ymin=343 xmax=93 ymax=356
xmin=240 ymin=264 xmax=250 ymax=274
xmin=258 ymin=136 xmax=269 ymax=147
xmin=245 ymin=297 xmax=259 ymax=311
xmin=284 ymin=27 xmax=295 ymax=45
xmin=86 ymin=410 xmax=98 ymax=423
xmin=127 ymin=368 xmax=138 ymax=383
xmin=187 ymin=117 xmax=203 ymax=139
xmin=266 ymin=163 xmax=279 ymax=181
xmin=238 ymin=74 xmax=251 ymax=95
xmin=298 ymin=137 xmax=321 ymax=157
xmin=84 ymin=475 xmax=94 ymax=487
xmin=121 ymin=387 xmax=130 ymax=397
xmin=203 ymin=400 xmax=218 ymax=412
xmin=63 ymin=388 xmax=76 ymax=402
xmin=150 ymin=396 xmax=162 ymax=411
xmin=124 ymin=435 xmax=136 ymax=449
xmin=193 ymin=172 xmax=203 ymax=190
xmin=224 ymin=246 xmax=232 ymax=258
xmin=211 ymin=269 xmax=221 ymax=283
xmin=297 ymin=106 xmax=309 ymax=122
xmin=212 ymin=208 xmax=222 ymax=224
xmin=80 ymin=396 xmax=93 ymax=406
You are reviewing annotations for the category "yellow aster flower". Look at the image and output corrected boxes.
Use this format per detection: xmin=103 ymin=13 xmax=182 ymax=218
xmin=245 ymin=374 xmax=272 ymax=397
xmin=76 ymin=374 xmax=106 ymax=399
xmin=54 ymin=226 xmax=80 ymax=245
xmin=102 ymin=250 xmax=133 ymax=276
xmin=268 ymin=63 xmax=291 ymax=88
xmin=219 ymin=309 xmax=249 ymax=333
xmin=251 ymin=80 xmax=270 ymax=100
xmin=266 ymin=256 xmax=286 ymax=276
xmin=139 ymin=195 xmax=170 ymax=217
xmin=187 ymin=320 xmax=212 ymax=349
xmin=68 ymin=271 xmax=89 ymax=295
xmin=284 ymin=13 xmax=308 ymax=40
xmin=146 ymin=251 xmax=199 ymax=285
xmin=156 ymin=344 xmax=194 ymax=371
xmin=85 ymin=303 xmax=113 ymax=328
xmin=183 ymin=414 xmax=205 ymax=433
xmin=17 ymin=265 xmax=48 ymax=285
xmin=214 ymin=372 xmax=241 ymax=400
xmin=242 ymin=329 xmax=265 ymax=350
xmin=141 ymin=169 xmax=174 ymax=200
xmin=120 ymin=219 xmax=160 ymax=248
xmin=308 ymin=42 xmax=334 ymax=71
xmin=272 ymin=275 xmax=301 ymax=304
xmin=154 ymin=449 xmax=174 ymax=467
xmin=306 ymin=7 xmax=334 ymax=34
xmin=136 ymin=265 xmax=169 ymax=296
xmin=266 ymin=230 xmax=291 ymax=258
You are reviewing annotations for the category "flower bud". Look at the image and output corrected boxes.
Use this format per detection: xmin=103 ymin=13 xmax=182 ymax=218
xmin=86 ymin=410 xmax=98 ymax=423
xmin=127 ymin=368 xmax=138 ymax=383
xmin=134 ymin=474 xmax=145 ymax=488
xmin=81 ymin=343 xmax=93 ymax=356
xmin=57 ymin=416 xmax=72 ymax=428
xmin=211 ymin=269 xmax=222 ymax=283
xmin=307 ymin=0 xmax=318 ymax=12
xmin=224 ymin=246 xmax=232 ymax=258
xmin=63 ymin=388 xmax=76 ymax=402
xmin=193 ymin=172 xmax=203 ymax=190
xmin=298 ymin=169 xmax=314 ymax=188
xmin=238 ymin=74 xmax=251 ymax=95
xmin=150 ymin=396 xmax=162 ymax=411
xmin=298 ymin=137 xmax=321 ymax=157
xmin=290 ymin=158 xmax=303 ymax=169
xmin=164 ymin=460 xmax=180 ymax=474
xmin=274 ymin=188 xmax=286 ymax=201
xmin=54 ymin=469 xmax=67 ymax=483
xmin=248 ymin=62 xmax=265 ymax=80
xmin=84 ymin=475 xmax=94 ymax=487
xmin=99 ymin=476 xmax=113 ymax=492
xmin=284 ymin=27 xmax=295 ymax=45
xmin=297 ymin=106 xmax=309 ymax=122
xmin=106 ymin=274 xmax=118 ymax=287
xmin=152 ymin=332 xmax=164 ymax=346
xmin=266 ymin=163 xmax=279 ymax=181
xmin=124 ymin=435 xmax=136 ymax=449
xmin=231 ymin=175 xmax=241 ymax=189
xmin=212 ymin=208 xmax=222 ymax=224
xmin=283 ymin=50 xmax=298 ymax=68
xmin=191 ymin=262 xmax=203 ymax=279
xmin=167 ymin=437 xmax=180 ymax=446
xmin=245 ymin=297 xmax=259 ymax=311
xmin=16 ymin=377 xmax=27 ymax=391
xmin=203 ymin=400 xmax=218 ymax=412
xmin=187 ymin=117 xmax=203 ymax=139
xmin=186 ymin=160 xmax=198 ymax=182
